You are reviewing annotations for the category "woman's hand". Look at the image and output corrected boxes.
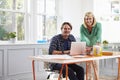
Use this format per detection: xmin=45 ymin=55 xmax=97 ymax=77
xmin=96 ymin=42 xmax=101 ymax=45
xmin=86 ymin=47 xmax=92 ymax=55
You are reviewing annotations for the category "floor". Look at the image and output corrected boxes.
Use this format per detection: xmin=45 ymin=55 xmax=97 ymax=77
xmin=99 ymin=76 xmax=117 ymax=80
xmin=47 ymin=75 xmax=117 ymax=80
xmin=46 ymin=71 xmax=117 ymax=80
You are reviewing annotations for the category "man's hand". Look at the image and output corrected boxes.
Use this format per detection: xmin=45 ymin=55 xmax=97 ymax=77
xmin=64 ymin=50 xmax=70 ymax=54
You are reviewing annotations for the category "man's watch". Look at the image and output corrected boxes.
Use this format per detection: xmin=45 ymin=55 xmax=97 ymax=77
xmin=62 ymin=50 xmax=64 ymax=54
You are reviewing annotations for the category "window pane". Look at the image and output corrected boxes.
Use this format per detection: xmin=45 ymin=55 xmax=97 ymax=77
xmin=16 ymin=13 xmax=24 ymax=40
xmin=36 ymin=15 xmax=57 ymax=40
xmin=36 ymin=0 xmax=57 ymax=41
xmin=0 ymin=11 xmax=25 ymax=41
xmin=45 ymin=16 xmax=57 ymax=39
xmin=0 ymin=0 xmax=12 ymax=9
xmin=15 ymin=0 xmax=24 ymax=10
xmin=0 ymin=11 xmax=12 ymax=40
xmin=46 ymin=0 xmax=55 ymax=15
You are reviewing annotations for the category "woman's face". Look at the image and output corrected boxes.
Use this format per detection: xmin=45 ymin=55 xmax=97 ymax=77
xmin=84 ymin=16 xmax=94 ymax=27
xmin=61 ymin=24 xmax=71 ymax=37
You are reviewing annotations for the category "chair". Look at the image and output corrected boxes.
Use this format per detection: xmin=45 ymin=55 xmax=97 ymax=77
xmin=46 ymin=63 xmax=65 ymax=80
xmin=46 ymin=69 xmax=63 ymax=79
xmin=41 ymin=47 xmax=66 ymax=79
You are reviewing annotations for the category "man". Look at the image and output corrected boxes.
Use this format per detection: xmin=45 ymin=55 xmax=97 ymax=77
xmin=49 ymin=22 xmax=84 ymax=80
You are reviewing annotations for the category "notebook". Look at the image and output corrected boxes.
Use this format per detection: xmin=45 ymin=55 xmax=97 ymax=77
xmin=70 ymin=42 xmax=86 ymax=56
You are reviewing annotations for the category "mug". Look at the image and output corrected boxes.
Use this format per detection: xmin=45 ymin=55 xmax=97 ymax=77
xmin=93 ymin=45 xmax=102 ymax=56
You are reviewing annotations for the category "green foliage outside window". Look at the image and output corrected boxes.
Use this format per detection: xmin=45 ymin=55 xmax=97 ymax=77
xmin=0 ymin=27 xmax=7 ymax=40
xmin=0 ymin=0 xmax=24 ymax=41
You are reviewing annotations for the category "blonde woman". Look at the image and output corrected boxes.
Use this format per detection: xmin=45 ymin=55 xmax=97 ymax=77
xmin=80 ymin=12 xmax=102 ymax=79
xmin=80 ymin=12 xmax=102 ymax=48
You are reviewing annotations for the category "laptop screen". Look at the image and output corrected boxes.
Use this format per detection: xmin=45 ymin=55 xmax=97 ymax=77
xmin=70 ymin=42 xmax=86 ymax=56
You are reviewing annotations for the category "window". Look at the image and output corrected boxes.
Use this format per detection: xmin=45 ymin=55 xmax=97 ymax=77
xmin=36 ymin=0 xmax=57 ymax=41
xmin=0 ymin=0 xmax=25 ymax=41
xmin=0 ymin=0 xmax=57 ymax=42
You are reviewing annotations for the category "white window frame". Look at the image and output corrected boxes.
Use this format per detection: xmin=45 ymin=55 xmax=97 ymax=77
xmin=0 ymin=0 xmax=58 ymax=43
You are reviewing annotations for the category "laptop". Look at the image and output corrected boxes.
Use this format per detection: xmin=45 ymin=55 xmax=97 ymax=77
xmin=70 ymin=42 xmax=86 ymax=56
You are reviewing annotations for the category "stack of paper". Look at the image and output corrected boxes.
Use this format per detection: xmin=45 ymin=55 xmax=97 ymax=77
xmin=36 ymin=55 xmax=73 ymax=60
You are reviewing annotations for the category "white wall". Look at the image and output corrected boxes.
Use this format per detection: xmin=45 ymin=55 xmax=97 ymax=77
xmin=58 ymin=0 xmax=120 ymax=43
xmin=57 ymin=0 xmax=94 ymax=38
xmin=81 ymin=0 xmax=94 ymax=17
xmin=57 ymin=0 xmax=82 ymax=37
xmin=94 ymin=0 xmax=111 ymax=17
xmin=94 ymin=0 xmax=120 ymax=43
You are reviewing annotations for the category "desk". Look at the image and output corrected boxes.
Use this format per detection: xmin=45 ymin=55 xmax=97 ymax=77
xmin=29 ymin=54 xmax=120 ymax=80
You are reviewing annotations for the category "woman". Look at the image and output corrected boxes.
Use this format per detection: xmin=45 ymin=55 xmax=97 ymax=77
xmin=80 ymin=12 xmax=102 ymax=79
xmin=49 ymin=22 xmax=84 ymax=80
xmin=80 ymin=12 xmax=102 ymax=51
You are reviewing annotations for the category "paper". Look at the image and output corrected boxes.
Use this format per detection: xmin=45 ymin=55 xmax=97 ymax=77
xmin=36 ymin=55 xmax=73 ymax=60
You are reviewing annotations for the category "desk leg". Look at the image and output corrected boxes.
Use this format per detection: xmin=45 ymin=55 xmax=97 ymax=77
xmin=91 ymin=61 xmax=99 ymax=80
xmin=58 ymin=64 xmax=65 ymax=80
xmin=65 ymin=64 xmax=68 ymax=80
xmin=32 ymin=60 xmax=36 ymax=80
xmin=117 ymin=58 xmax=120 ymax=80
xmin=86 ymin=62 xmax=89 ymax=80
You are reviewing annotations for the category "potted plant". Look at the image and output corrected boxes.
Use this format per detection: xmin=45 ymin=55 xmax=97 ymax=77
xmin=103 ymin=40 xmax=108 ymax=45
xmin=9 ymin=32 xmax=16 ymax=43
xmin=102 ymin=40 xmax=109 ymax=49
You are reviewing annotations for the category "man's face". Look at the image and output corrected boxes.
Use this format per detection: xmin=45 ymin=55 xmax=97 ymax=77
xmin=61 ymin=24 xmax=71 ymax=37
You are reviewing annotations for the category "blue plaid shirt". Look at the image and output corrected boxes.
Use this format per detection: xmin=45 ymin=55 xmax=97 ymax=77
xmin=49 ymin=34 xmax=76 ymax=55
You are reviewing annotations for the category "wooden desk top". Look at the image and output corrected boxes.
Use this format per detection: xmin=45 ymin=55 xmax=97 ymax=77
xmin=29 ymin=54 xmax=120 ymax=64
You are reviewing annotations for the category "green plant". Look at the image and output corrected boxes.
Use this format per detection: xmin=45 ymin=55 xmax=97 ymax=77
xmin=9 ymin=32 xmax=16 ymax=38
xmin=102 ymin=40 xmax=109 ymax=44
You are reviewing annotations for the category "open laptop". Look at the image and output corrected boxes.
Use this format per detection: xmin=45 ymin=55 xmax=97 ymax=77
xmin=70 ymin=42 xmax=86 ymax=56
